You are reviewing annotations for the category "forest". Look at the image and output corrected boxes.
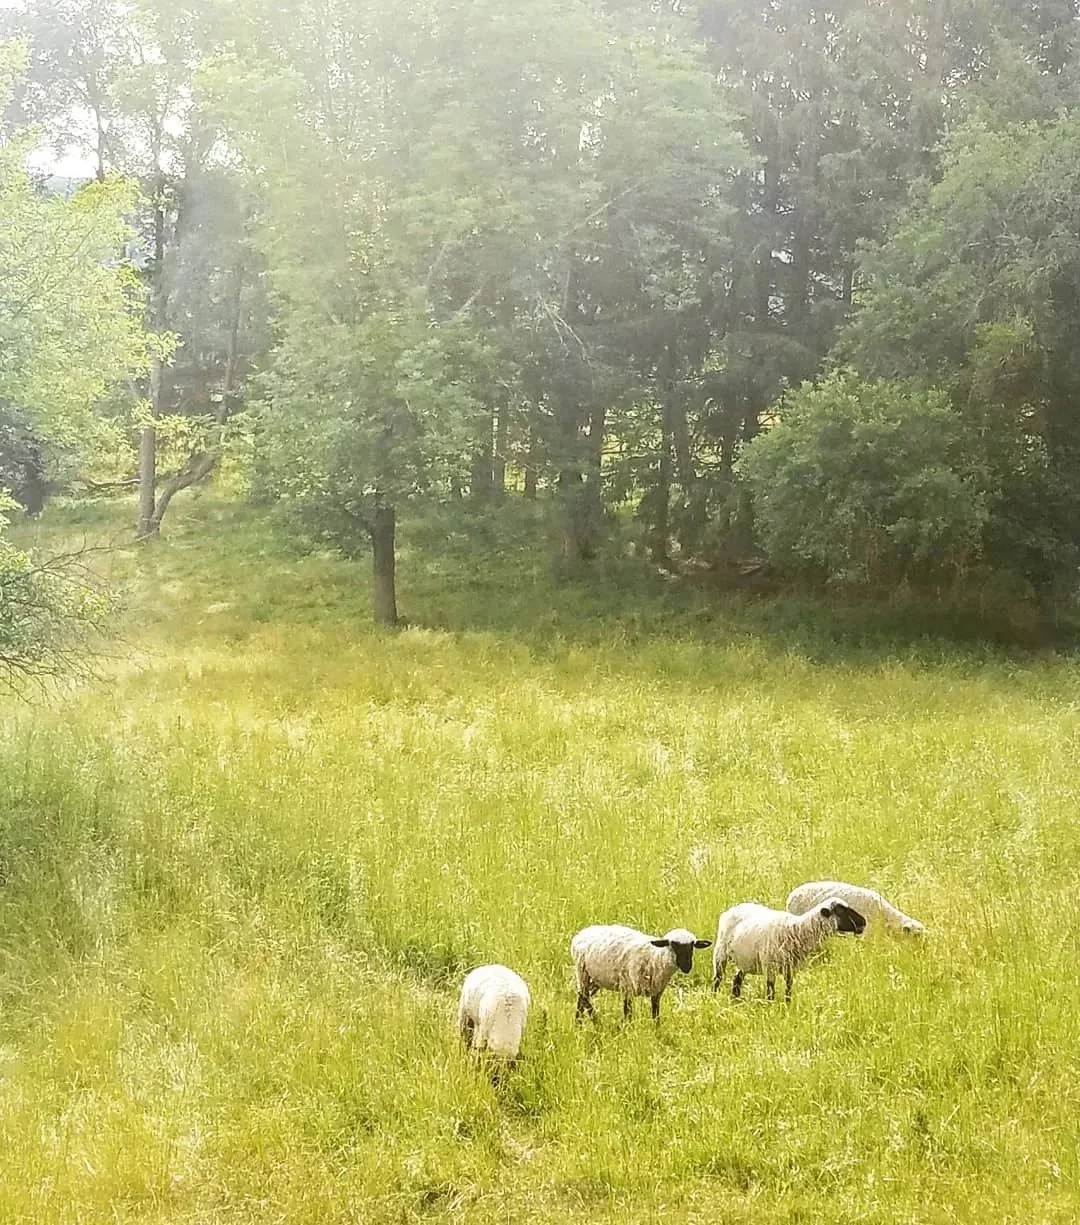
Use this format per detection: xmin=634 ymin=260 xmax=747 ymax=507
xmin=5 ymin=0 xmax=1080 ymax=642
xmin=1 ymin=2 xmax=1080 ymax=1223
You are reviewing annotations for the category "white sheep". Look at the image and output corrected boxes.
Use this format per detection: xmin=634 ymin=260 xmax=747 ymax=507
xmin=712 ymin=898 xmax=866 ymax=1002
xmin=570 ymin=924 xmax=712 ymax=1021
xmin=457 ymin=964 xmax=530 ymax=1064
xmin=786 ymin=880 xmax=925 ymax=935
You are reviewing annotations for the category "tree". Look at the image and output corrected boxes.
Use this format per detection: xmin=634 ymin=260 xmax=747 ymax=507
xmin=0 ymin=493 xmax=114 ymax=689
xmin=137 ymin=160 xmax=268 ymax=533
xmin=739 ymin=372 xmax=989 ymax=586
xmin=0 ymin=43 xmax=141 ymax=683
xmin=0 ymin=402 xmax=48 ymax=514
xmin=0 ymin=44 xmax=144 ymax=473
xmin=684 ymin=0 xmax=1012 ymax=559
xmin=840 ymin=114 xmax=1080 ymax=593
xmin=7 ymin=0 xmax=269 ymax=537
xmin=217 ymin=0 xmax=744 ymax=614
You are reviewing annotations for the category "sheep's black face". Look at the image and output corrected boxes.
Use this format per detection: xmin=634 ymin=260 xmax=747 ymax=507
xmin=651 ymin=934 xmax=713 ymax=973
xmin=673 ymin=942 xmax=696 ymax=973
xmin=825 ymin=902 xmax=866 ymax=936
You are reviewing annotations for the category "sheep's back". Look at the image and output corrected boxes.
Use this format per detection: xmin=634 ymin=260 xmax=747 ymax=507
xmin=787 ymin=881 xmax=875 ymax=915
xmin=721 ymin=903 xmax=820 ymax=973
xmin=572 ymin=924 xmax=672 ymax=996
xmin=476 ymin=983 xmax=530 ymax=1057
xmin=459 ymin=965 xmax=530 ymax=1026
xmin=787 ymin=881 xmax=920 ymax=931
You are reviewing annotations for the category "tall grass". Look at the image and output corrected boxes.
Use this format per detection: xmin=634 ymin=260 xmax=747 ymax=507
xmin=0 ymin=497 xmax=1078 ymax=1222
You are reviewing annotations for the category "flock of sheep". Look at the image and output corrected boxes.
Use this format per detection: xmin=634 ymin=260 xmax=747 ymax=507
xmin=458 ymin=880 xmax=926 ymax=1065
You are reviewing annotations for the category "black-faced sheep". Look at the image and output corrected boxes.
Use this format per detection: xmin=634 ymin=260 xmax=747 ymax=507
xmin=786 ymin=880 xmax=925 ymax=935
xmin=571 ymin=924 xmax=712 ymax=1021
xmin=712 ymin=898 xmax=866 ymax=1002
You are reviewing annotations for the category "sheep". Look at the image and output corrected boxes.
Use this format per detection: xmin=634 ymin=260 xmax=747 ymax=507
xmin=570 ymin=924 xmax=712 ymax=1021
xmin=786 ymin=880 xmax=925 ymax=935
xmin=457 ymin=964 xmax=530 ymax=1065
xmin=711 ymin=898 xmax=866 ymax=1002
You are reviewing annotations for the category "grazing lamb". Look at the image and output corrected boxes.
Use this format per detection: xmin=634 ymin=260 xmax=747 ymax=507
xmin=571 ymin=924 xmax=712 ymax=1021
xmin=457 ymin=965 xmax=530 ymax=1064
xmin=786 ymin=881 xmax=925 ymax=935
xmin=712 ymin=898 xmax=866 ymax=1002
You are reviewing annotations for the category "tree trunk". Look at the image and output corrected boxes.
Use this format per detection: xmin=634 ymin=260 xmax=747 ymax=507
xmin=371 ymin=503 xmax=398 ymax=627
xmin=553 ymin=386 xmax=591 ymax=569
xmin=914 ymin=0 xmax=949 ymax=173
xmin=137 ymin=172 xmax=169 ymax=539
xmin=556 ymin=403 xmax=604 ymax=567
xmin=493 ymin=396 xmax=509 ymax=498
xmin=470 ymin=405 xmax=494 ymax=501
xmin=789 ymin=110 xmax=819 ymax=330
xmin=755 ymin=156 xmax=780 ymax=327
xmin=557 ymin=467 xmax=587 ymax=569
xmin=146 ymin=266 xmax=244 ymax=535
xmin=670 ymin=393 xmax=694 ymax=494
xmin=524 ymin=402 xmax=539 ymax=499
xmin=137 ymin=424 xmax=157 ymax=537
xmin=650 ymin=410 xmax=672 ymax=566
xmin=580 ymin=401 xmax=605 ymax=558
xmin=730 ymin=403 xmax=760 ymax=556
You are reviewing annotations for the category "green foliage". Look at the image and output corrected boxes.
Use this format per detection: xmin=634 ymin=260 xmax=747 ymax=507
xmin=0 ymin=48 xmax=145 ymax=461
xmin=0 ymin=44 xmax=138 ymax=680
xmin=740 ymin=373 xmax=989 ymax=586
xmin=0 ymin=401 xmax=48 ymax=513
xmin=842 ymin=113 xmax=1080 ymax=591
xmin=209 ymin=0 xmax=744 ymax=571
xmin=0 ymin=494 xmax=113 ymax=687
xmin=254 ymin=308 xmax=491 ymax=550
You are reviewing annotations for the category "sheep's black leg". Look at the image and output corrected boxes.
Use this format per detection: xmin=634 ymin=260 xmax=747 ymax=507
xmin=732 ymin=970 xmax=744 ymax=999
xmin=460 ymin=1018 xmax=475 ymax=1048
xmin=575 ymin=992 xmax=596 ymax=1022
xmin=712 ymin=959 xmax=725 ymax=992
xmin=651 ymin=995 xmax=661 ymax=1021
xmin=766 ymin=976 xmax=776 ymax=1002
xmin=784 ymin=969 xmax=793 ymax=1003
xmin=623 ymin=996 xmax=633 ymax=1020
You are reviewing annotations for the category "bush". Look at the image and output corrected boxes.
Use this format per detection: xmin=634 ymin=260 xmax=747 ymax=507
xmin=0 ymin=495 xmax=114 ymax=689
xmin=739 ymin=372 xmax=989 ymax=587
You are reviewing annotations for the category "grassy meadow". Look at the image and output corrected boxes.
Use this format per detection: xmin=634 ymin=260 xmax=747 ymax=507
xmin=1 ymin=497 xmax=1079 ymax=1223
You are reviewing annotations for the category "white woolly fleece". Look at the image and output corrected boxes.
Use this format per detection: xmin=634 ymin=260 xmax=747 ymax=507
xmin=787 ymin=881 xmax=925 ymax=934
xmin=458 ymin=964 xmax=530 ymax=1059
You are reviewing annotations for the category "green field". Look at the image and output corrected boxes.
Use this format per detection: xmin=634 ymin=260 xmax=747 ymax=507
xmin=1 ymin=500 xmax=1078 ymax=1223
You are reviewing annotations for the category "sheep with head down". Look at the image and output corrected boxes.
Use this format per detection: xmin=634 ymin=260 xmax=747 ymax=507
xmin=787 ymin=880 xmax=925 ymax=935
xmin=712 ymin=897 xmax=866 ymax=1002
xmin=457 ymin=964 xmax=530 ymax=1065
xmin=571 ymin=924 xmax=712 ymax=1021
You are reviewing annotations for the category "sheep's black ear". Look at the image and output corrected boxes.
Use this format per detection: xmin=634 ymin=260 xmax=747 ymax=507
xmin=651 ymin=938 xmax=670 ymax=948
xmin=820 ymin=905 xmax=832 ymax=918
xmin=694 ymin=939 xmax=712 ymax=949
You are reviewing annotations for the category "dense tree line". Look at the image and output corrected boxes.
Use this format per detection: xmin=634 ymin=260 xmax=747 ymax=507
xmin=3 ymin=0 xmax=1080 ymax=627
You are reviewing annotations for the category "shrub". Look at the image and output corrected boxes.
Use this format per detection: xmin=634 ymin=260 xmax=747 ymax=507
xmin=0 ymin=495 xmax=114 ymax=689
xmin=739 ymin=372 xmax=989 ymax=587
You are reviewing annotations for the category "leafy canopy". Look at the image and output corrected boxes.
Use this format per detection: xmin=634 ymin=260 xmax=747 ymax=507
xmin=739 ymin=372 xmax=989 ymax=586
xmin=0 ymin=45 xmax=145 ymax=457
xmin=0 ymin=43 xmax=140 ymax=681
